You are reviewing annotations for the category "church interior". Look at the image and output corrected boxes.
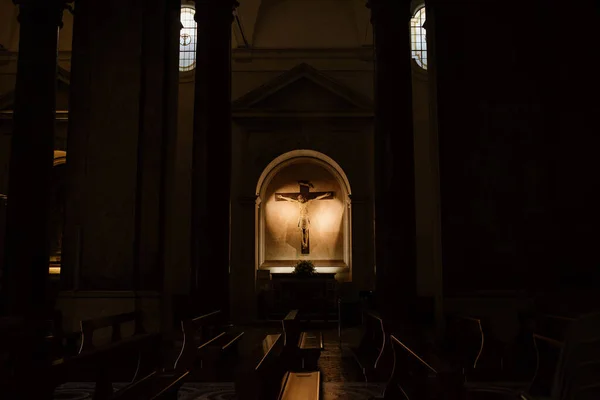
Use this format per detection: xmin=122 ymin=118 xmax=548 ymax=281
xmin=1 ymin=0 xmax=599 ymax=398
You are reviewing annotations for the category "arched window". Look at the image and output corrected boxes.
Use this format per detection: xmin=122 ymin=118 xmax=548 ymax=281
xmin=180 ymin=6 xmax=197 ymax=72
xmin=410 ymin=6 xmax=427 ymax=70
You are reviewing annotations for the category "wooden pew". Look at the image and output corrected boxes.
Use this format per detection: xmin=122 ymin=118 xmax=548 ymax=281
xmin=176 ymin=310 xmax=244 ymax=381
xmin=533 ymin=314 xmax=575 ymax=342
xmin=297 ymin=331 xmax=324 ymax=371
xmin=281 ymin=308 xmax=324 ymax=371
xmin=445 ymin=313 xmax=535 ymax=384
xmin=60 ymin=311 xmax=161 ymax=399
xmin=110 ymin=310 xmax=243 ymax=399
xmin=282 ymin=309 xmax=300 ymax=349
xmin=524 ymin=334 xmax=563 ymax=397
xmin=236 ymin=333 xmax=285 ymax=400
xmin=522 ymin=313 xmax=600 ymax=400
xmin=445 ymin=315 xmax=486 ymax=378
xmin=281 ymin=309 xmax=300 ymax=368
xmin=350 ymin=310 xmax=391 ymax=381
xmin=515 ymin=313 xmax=573 ymax=396
xmin=1 ymin=311 xmax=161 ymax=399
xmin=277 ymin=371 xmax=321 ymax=400
xmin=374 ymin=334 xmax=463 ymax=400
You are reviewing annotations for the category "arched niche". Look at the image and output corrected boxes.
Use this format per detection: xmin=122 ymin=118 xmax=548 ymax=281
xmin=255 ymin=150 xmax=352 ymax=279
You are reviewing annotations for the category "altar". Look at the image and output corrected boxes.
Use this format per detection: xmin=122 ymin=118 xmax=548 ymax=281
xmin=266 ymin=272 xmax=338 ymax=320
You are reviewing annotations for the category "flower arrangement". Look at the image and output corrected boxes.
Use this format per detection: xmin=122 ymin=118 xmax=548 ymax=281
xmin=293 ymin=260 xmax=317 ymax=277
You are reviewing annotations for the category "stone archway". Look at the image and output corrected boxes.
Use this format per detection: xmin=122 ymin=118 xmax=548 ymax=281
xmin=255 ymin=149 xmax=352 ymax=280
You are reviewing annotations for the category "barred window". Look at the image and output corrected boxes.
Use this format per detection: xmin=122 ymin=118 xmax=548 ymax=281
xmin=410 ymin=6 xmax=427 ymax=70
xmin=180 ymin=6 xmax=197 ymax=72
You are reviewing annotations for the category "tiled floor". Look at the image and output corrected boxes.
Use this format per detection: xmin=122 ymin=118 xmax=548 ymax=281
xmin=54 ymin=326 xmax=386 ymax=399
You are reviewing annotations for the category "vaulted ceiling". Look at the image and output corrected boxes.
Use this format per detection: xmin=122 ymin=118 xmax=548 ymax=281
xmin=232 ymin=0 xmax=373 ymax=48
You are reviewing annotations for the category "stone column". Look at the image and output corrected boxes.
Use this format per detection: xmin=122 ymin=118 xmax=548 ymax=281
xmin=191 ymin=0 xmax=237 ymax=316
xmin=424 ymin=0 xmax=444 ymax=339
xmin=367 ymin=0 xmax=417 ymax=318
xmin=57 ymin=0 xmax=181 ymax=336
xmin=58 ymin=0 xmax=144 ymax=333
xmin=2 ymin=0 xmax=64 ymax=317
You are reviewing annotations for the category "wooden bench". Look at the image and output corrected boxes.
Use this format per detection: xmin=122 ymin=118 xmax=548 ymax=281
xmin=63 ymin=311 xmax=161 ymax=398
xmin=282 ymin=309 xmax=300 ymax=348
xmin=297 ymin=331 xmax=324 ymax=370
xmin=281 ymin=309 xmax=302 ymax=369
xmin=278 ymin=371 xmax=321 ymax=400
xmin=533 ymin=314 xmax=575 ymax=342
xmin=111 ymin=310 xmax=243 ymax=399
xmin=111 ymin=329 xmax=244 ymax=400
xmin=350 ymin=310 xmax=392 ymax=381
xmin=445 ymin=315 xmax=486 ymax=378
xmin=513 ymin=313 xmax=574 ymax=396
xmin=373 ymin=334 xmax=463 ymax=400
xmin=446 ymin=313 xmax=538 ymax=386
xmin=3 ymin=311 xmax=162 ymax=399
xmin=236 ymin=333 xmax=285 ymax=400
xmin=176 ymin=310 xmax=244 ymax=381
xmin=521 ymin=312 xmax=600 ymax=400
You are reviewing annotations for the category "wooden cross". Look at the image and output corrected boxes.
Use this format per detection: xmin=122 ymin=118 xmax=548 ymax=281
xmin=275 ymin=181 xmax=335 ymax=254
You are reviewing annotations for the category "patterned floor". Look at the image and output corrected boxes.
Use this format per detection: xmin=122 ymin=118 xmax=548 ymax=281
xmin=54 ymin=327 xmax=386 ymax=399
xmin=55 ymin=382 xmax=385 ymax=400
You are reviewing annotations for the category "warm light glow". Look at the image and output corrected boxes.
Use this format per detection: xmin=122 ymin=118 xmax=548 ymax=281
xmin=268 ymin=266 xmax=344 ymax=274
xmin=49 ymin=266 xmax=61 ymax=275
xmin=311 ymin=203 xmax=343 ymax=232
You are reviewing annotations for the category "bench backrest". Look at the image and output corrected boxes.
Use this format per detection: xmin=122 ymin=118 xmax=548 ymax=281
xmin=535 ymin=314 xmax=575 ymax=343
xmin=236 ymin=333 xmax=283 ymax=400
xmin=528 ymin=334 xmax=564 ymax=396
xmin=552 ymin=313 xmax=600 ymax=400
xmin=174 ymin=310 xmax=223 ymax=370
xmin=256 ymin=334 xmax=283 ymax=371
xmin=282 ymin=309 xmax=300 ymax=347
xmin=255 ymin=334 xmax=284 ymax=399
xmin=445 ymin=315 xmax=484 ymax=372
xmin=80 ymin=311 xmax=145 ymax=353
xmin=181 ymin=310 xmax=222 ymax=341
xmin=529 ymin=313 xmax=600 ymax=400
xmin=388 ymin=334 xmax=462 ymax=400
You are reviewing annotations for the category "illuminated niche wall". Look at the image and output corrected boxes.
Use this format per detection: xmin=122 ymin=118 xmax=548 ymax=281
xmin=256 ymin=150 xmax=352 ymax=273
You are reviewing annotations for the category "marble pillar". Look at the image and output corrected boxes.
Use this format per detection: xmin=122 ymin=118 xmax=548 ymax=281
xmin=191 ymin=0 xmax=237 ymax=316
xmin=367 ymin=0 xmax=417 ymax=318
xmin=2 ymin=0 xmax=64 ymax=317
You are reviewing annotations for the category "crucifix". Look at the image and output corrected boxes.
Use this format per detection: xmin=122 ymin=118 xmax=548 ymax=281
xmin=276 ymin=180 xmax=335 ymax=254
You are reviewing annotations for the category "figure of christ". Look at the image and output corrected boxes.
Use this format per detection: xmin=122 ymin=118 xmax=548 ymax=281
xmin=275 ymin=181 xmax=333 ymax=254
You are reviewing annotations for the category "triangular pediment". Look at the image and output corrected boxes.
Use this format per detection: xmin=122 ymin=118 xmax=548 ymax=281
xmin=233 ymin=63 xmax=373 ymax=116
